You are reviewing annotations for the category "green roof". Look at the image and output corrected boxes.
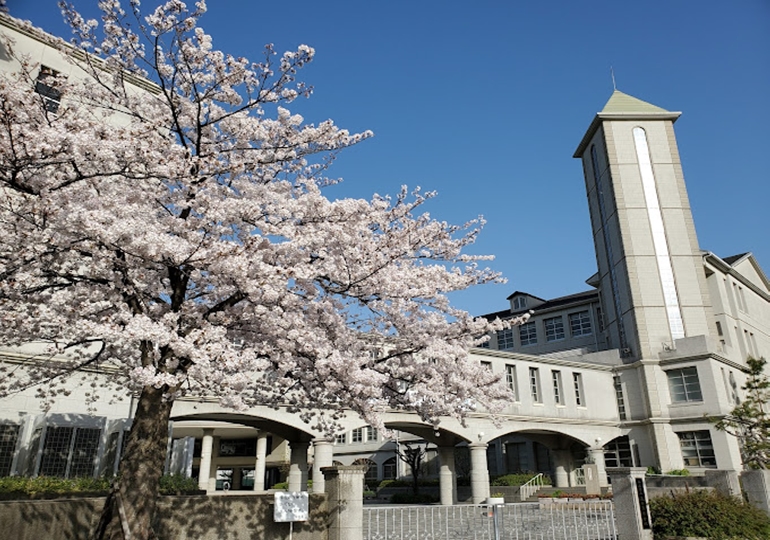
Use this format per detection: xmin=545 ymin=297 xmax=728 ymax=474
xmin=601 ymin=90 xmax=670 ymax=114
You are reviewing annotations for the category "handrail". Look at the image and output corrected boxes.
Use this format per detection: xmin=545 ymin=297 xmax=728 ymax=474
xmin=519 ymin=472 xmax=546 ymax=501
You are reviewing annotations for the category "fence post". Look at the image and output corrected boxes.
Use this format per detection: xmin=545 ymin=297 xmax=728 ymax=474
xmin=741 ymin=469 xmax=770 ymax=517
xmin=322 ymin=465 xmax=366 ymax=540
xmin=606 ymin=467 xmax=653 ymax=540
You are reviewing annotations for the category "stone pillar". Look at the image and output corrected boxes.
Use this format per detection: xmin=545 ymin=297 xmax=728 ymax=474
xmin=438 ymin=446 xmax=457 ymax=505
xmin=323 ymin=465 xmax=365 ymax=540
xmin=198 ymin=429 xmax=214 ymax=492
xmin=253 ymin=432 xmax=268 ymax=491
xmin=583 ymin=463 xmax=601 ymax=495
xmin=552 ymin=450 xmax=571 ymax=488
xmin=469 ymin=443 xmax=490 ymax=504
xmin=288 ymin=441 xmax=310 ymax=492
xmin=705 ymin=469 xmax=741 ymax=498
xmin=588 ymin=446 xmax=608 ymax=487
xmin=606 ymin=467 xmax=653 ymax=540
xmin=312 ymin=439 xmax=334 ymax=494
xmin=741 ymin=469 xmax=770 ymax=517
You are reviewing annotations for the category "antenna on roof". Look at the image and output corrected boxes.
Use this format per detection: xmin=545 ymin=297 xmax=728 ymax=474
xmin=610 ymin=66 xmax=617 ymax=91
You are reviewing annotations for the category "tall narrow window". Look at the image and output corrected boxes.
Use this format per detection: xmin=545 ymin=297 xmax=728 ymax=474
xmin=613 ymin=375 xmax=626 ymax=420
xmin=505 ymin=364 xmax=519 ymax=401
xmin=351 ymin=428 xmax=363 ymax=443
xmin=633 ymin=127 xmax=685 ymax=340
xmin=35 ymin=66 xmax=63 ymax=113
xmin=529 ymin=367 xmax=542 ymax=403
xmin=573 ymin=373 xmax=585 ymax=407
xmin=366 ymin=426 xmax=377 ymax=442
xmin=0 ymin=424 xmax=20 ymax=477
xmin=552 ymin=371 xmax=564 ymax=405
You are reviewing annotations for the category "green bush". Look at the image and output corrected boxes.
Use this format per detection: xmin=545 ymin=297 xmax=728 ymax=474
xmin=0 ymin=476 xmax=110 ymax=496
xmin=650 ymin=489 xmax=770 ymax=540
xmin=271 ymin=481 xmax=289 ymax=490
xmin=491 ymin=472 xmax=550 ymax=487
xmin=0 ymin=475 xmax=201 ymax=497
xmin=377 ymin=478 xmax=439 ymax=489
xmin=389 ymin=492 xmax=438 ymax=504
xmin=663 ymin=468 xmax=690 ymax=476
xmin=158 ymin=474 xmax=200 ymax=494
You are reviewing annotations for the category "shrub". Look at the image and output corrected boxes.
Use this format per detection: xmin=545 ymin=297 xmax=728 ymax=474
xmin=158 ymin=474 xmax=200 ymax=494
xmin=389 ymin=492 xmax=438 ymax=504
xmin=650 ymin=489 xmax=770 ymax=540
xmin=0 ymin=475 xmax=201 ymax=498
xmin=491 ymin=472 xmax=550 ymax=487
xmin=663 ymin=468 xmax=690 ymax=476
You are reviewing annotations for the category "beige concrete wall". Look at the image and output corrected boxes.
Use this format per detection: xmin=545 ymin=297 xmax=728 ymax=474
xmin=0 ymin=494 xmax=328 ymax=540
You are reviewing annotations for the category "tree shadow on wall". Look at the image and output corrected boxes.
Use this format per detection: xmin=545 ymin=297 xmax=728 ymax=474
xmin=154 ymin=493 xmax=329 ymax=540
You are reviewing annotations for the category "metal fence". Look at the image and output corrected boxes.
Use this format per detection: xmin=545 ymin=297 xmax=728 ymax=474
xmin=363 ymin=501 xmax=617 ymax=540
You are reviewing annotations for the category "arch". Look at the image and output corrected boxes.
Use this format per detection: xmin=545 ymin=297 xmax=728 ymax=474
xmin=352 ymin=457 xmax=378 ymax=485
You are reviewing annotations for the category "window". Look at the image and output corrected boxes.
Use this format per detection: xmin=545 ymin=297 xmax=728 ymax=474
xmin=519 ymin=322 xmax=537 ymax=346
xmin=677 ymin=431 xmax=716 ymax=467
xmin=715 ymin=321 xmax=723 ymax=336
xmin=39 ymin=426 xmax=101 ymax=478
xmin=613 ymin=375 xmax=626 ymax=420
xmin=666 ymin=367 xmax=703 ymax=402
xmin=219 ymin=438 xmax=257 ymax=456
xmin=529 ymin=367 xmax=542 ymax=403
xmin=383 ymin=457 xmax=397 ymax=480
xmin=513 ymin=296 xmax=527 ymax=310
xmin=544 ymin=316 xmax=565 ymax=342
xmin=573 ymin=372 xmax=585 ymax=407
xmin=481 ymin=361 xmax=492 ymax=371
xmin=353 ymin=458 xmax=378 ymax=484
xmin=505 ymin=365 xmax=519 ymax=401
xmin=352 ymin=428 xmax=363 ymax=443
xmin=569 ymin=311 xmax=592 ymax=337
xmin=552 ymin=371 xmax=564 ymax=405
xmin=35 ymin=66 xmax=62 ymax=113
xmin=335 ymin=433 xmax=347 ymax=444
xmin=0 ymin=424 xmax=20 ymax=477
xmin=497 ymin=328 xmax=515 ymax=350
xmin=366 ymin=426 xmax=377 ymax=442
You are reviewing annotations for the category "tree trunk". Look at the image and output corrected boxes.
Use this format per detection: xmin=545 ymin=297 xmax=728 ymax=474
xmin=92 ymin=386 xmax=173 ymax=540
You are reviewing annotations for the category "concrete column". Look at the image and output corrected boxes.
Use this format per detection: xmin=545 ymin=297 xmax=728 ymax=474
xmin=606 ymin=467 xmax=653 ymax=540
xmin=288 ymin=441 xmax=310 ymax=492
xmin=552 ymin=449 xmax=571 ymax=488
xmin=198 ymin=429 xmax=214 ymax=492
xmin=323 ymin=465 xmax=365 ymax=540
xmin=741 ymin=469 xmax=770 ymax=517
xmin=253 ymin=432 xmax=268 ymax=491
xmin=438 ymin=446 xmax=457 ymax=505
xmin=588 ymin=446 xmax=608 ymax=487
xmin=469 ymin=443 xmax=490 ymax=504
xmin=312 ymin=439 xmax=334 ymax=494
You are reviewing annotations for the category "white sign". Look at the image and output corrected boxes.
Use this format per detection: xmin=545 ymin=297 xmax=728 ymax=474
xmin=274 ymin=491 xmax=309 ymax=522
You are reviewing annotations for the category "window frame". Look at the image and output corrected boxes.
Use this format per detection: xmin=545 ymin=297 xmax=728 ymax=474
xmin=544 ymin=316 xmax=565 ymax=342
xmin=519 ymin=321 xmax=537 ymax=346
xmin=666 ymin=366 xmax=703 ymax=403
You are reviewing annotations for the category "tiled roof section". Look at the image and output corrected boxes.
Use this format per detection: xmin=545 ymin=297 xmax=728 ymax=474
xmin=601 ymin=90 xmax=669 ymax=114
xmin=722 ymin=253 xmax=750 ymax=265
xmin=479 ymin=289 xmax=599 ymax=321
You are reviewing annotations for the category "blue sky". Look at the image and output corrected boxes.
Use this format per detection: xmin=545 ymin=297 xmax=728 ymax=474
xmin=7 ymin=0 xmax=769 ymax=317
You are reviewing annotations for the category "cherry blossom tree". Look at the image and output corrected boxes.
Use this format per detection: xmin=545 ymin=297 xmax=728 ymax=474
xmin=0 ymin=1 xmax=526 ymax=538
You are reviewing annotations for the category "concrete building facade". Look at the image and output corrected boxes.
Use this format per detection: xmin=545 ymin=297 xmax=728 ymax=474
xmin=1 ymin=13 xmax=768 ymax=505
